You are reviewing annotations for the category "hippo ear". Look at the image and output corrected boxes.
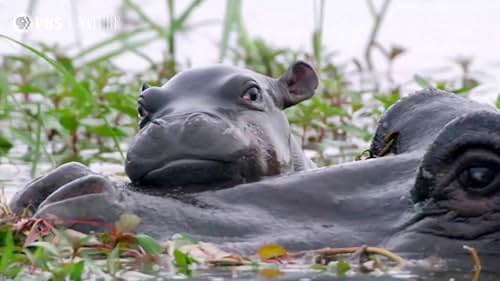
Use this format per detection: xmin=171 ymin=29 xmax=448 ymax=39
xmin=278 ymin=61 xmax=319 ymax=109
xmin=141 ymin=83 xmax=150 ymax=92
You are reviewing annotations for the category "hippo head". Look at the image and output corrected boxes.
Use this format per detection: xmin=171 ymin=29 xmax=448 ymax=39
xmin=366 ymin=90 xmax=500 ymax=258
xmin=125 ymin=62 xmax=318 ymax=189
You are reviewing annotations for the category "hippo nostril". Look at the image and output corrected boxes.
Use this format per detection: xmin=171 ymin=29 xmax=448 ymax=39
xmin=186 ymin=114 xmax=204 ymax=125
xmin=184 ymin=112 xmax=217 ymax=127
xmin=187 ymin=112 xmax=205 ymax=119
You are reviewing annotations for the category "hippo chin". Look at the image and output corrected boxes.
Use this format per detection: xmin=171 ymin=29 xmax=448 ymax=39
xmin=9 ymin=62 xmax=500 ymax=270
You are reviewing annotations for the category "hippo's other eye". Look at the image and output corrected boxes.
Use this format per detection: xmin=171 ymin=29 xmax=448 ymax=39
xmin=241 ymin=86 xmax=261 ymax=102
xmin=458 ymin=164 xmax=499 ymax=194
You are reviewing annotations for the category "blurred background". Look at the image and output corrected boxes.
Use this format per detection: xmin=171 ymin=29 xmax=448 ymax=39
xmin=0 ymin=0 xmax=499 ymax=197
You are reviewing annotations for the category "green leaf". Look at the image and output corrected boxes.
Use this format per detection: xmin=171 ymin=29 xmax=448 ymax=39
xmin=136 ymin=234 xmax=163 ymax=256
xmin=336 ymin=260 xmax=351 ymax=276
xmin=58 ymin=57 xmax=75 ymax=74
xmin=107 ymin=246 xmax=120 ymax=274
xmin=59 ymin=111 xmax=79 ymax=133
xmin=70 ymin=260 xmax=85 ymax=281
xmin=374 ymin=89 xmax=400 ymax=110
xmin=86 ymin=125 xmax=127 ymax=138
xmin=0 ymin=229 xmax=14 ymax=274
xmin=104 ymin=92 xmax=138 ymax=118
xmin=436 ymin=81 xmax=448 ymax=91
xmin=453 ymin=80 xmax=480 ymax=95
xmin=414 ymin=74 xmax=432 ymax=88
xmin=33 ymin=246 xmax=50 ymax=271
xmin=178 ymin=234 xmax=198 ymax=244
xmin=312 ymin=96 xmax=348 ymax=117
xmin=17 ymin=85 xmax=44 ymax=94
xmin=340 ymin=124 xmax=372 ymax=142
xmin=0 ymin=134 xmax=13 ymax=156
xmin=27 ymin=241 xmax=61 ymax=257
xmin=174 ymin=249 xmax=195 ymax=268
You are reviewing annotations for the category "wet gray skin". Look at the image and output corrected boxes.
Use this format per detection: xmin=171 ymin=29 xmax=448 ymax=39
xmin=9 ymin=62 xmax=500 ymax=271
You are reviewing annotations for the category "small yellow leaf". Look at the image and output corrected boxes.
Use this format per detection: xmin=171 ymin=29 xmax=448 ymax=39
xmin=258 ymin=244 xmax=288 ymax=261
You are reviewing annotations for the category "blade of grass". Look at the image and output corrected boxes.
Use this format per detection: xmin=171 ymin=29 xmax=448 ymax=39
xmin=6 ymin=90 xmax=56 ymax=166
xmin=73 ymin=26 xmax=148 ymax=59
xmin=124 ymin=0 xmax=169 ymax=38
xmin=0 ymin=229 xmax=14 ymax=274
xmin=1 ymin=35 xmax=90 ymax=100
xmin=167 ymin=0 xmax=176 ymax=58
xmin=364 ymin=0 xmax=392 ymax=71
xmin=166 ymin=0 xmax=205 ymax=64
xmin=31 ymin=103 xmax=42 ymax=177
xmin=0 ymin=78 xmax=56 ymax=165
xmin=173 ymin=0 xmax=205 ymax=30
xmin=219 ymin=0 xmax=236 ymax=61
xmin=232 ymin=0 xmax=257 ymax=60
xmin=313 ymin=0 xmax=325 ymax=70
xmin=84 ymin=36 xmax=156 ymax=66
xmin=219 ymin=0 xmax=256 ymax=62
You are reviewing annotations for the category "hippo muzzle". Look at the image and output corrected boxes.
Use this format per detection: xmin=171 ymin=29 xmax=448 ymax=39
xmin=125 ymin=111 xmax=265 ymax=187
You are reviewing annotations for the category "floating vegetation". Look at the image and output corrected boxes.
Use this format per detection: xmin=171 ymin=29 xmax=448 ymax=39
xmin=0 ymin=207 xmax=416 ymax=280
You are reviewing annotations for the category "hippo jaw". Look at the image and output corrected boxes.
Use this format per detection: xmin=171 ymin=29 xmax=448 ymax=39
xmin=142 ymin=159 xmax=245 ymax=187
xmin=125 ymin=62 xmax=319 ymax=189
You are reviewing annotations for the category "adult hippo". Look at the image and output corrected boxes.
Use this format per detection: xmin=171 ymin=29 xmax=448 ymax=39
xmin=9 ymin=62 xmax=500 ymax=270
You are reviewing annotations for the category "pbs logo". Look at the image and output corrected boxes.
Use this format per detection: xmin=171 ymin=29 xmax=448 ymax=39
xmin=12 ymin=14 xmax=31 ymax=32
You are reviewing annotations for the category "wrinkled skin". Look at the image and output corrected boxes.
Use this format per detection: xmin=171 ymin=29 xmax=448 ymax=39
xmin=9 ymin=62 xmax=500 ymax=271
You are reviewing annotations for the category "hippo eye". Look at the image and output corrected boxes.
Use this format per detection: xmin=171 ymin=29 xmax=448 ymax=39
xmin=458 ymin=164 xmax=499 ymax=194
xmin=241 ymin=86 xmax=261 ymax=102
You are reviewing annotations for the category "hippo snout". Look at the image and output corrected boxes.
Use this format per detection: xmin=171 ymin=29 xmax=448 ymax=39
xmin=125 ymin=112 xmax=263 ymax=188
